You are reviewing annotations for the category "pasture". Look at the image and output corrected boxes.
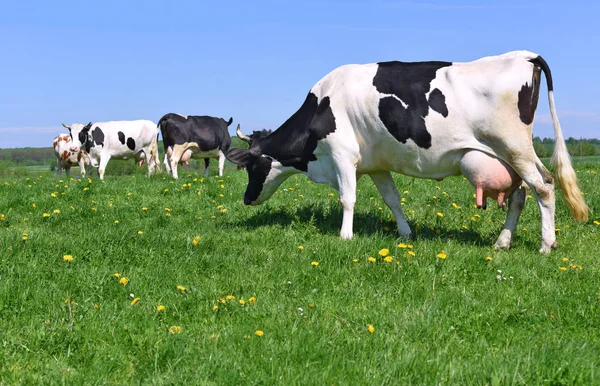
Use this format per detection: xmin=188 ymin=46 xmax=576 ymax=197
xmin=1 ymin=160 xmax=599 ymax=384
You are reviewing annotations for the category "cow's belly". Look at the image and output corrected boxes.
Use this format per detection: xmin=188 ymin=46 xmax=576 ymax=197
xmin=172 ymin=142 xmax=220 ymax=160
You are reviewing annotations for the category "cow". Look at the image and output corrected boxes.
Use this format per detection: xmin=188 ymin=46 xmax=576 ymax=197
xmin=53 ymin=131 xmax=90 ymax=177
xmin=235 ymin=126 xmax=272 ymax=170
xmin=157 ymin=113 xmax=233 ymax=178
xmin=63 ymin=120 xmax=160 ymax=180
xmin=227 ymin=51 xmax=588 ymax=253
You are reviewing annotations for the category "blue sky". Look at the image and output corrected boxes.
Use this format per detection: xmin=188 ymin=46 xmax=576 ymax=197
xmin=1 ymin=0 xmax=598 ymax=148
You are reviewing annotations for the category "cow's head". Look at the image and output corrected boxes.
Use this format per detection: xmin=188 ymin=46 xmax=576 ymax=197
xmin=236 ymin=125 xmax=272 ymax=146
xmin=227 ymin=128 xmax=296 ymax=205
xmin=62 ymin=122 xmax=92 ymax=152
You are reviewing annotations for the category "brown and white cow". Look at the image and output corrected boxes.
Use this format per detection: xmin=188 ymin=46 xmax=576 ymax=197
xmin=53 ymin=130 xmax=89 ymax=177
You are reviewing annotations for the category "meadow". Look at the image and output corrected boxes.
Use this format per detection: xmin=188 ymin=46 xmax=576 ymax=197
xmin=1 ymin=159 xmax=599 ymax=384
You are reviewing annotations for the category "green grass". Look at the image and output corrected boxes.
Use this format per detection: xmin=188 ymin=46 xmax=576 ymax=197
xmin=1 ymin=162 xmax=599 ymax=384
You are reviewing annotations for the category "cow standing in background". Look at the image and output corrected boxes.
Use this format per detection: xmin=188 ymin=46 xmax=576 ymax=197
xmin=157 ymin=113 xmax=232 ymax=178
xmin=53 ymin=131 xmax=89 ymax=177
xmin=63 ymin=120 xmax=160 ymax=180
xmin=228 ymin=51 xmax=588 ymax=253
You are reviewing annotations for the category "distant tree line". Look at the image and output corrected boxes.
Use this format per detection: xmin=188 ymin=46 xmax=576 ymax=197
xmin=533 ymin=137 xmax=599 ymax=158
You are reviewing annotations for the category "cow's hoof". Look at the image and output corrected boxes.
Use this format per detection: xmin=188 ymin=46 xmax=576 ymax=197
xmin=494 ymin=241 xmax=511 ymax=250
xmin=340 ymin=231 xmax=354 ymax=240
xmin=539 ymin=246 xmax=552 ymax=254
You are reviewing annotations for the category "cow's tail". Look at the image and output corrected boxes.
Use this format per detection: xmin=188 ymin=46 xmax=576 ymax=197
xmin=531 ymin=56 xmax=588 ymax=221
xmin=152 ymin=131 xmax=161 ymax=171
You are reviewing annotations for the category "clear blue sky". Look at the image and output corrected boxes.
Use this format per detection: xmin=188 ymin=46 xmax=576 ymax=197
xmin=1 ymin=0 xmax=598 ymax=148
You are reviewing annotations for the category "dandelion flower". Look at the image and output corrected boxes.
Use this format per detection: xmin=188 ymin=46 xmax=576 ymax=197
xmin=157 ymin=305 xmax=165 ymax=311
xmin=485 ymin=256 xmax=493 ymax=262
xmin=311 ymin=261 xmax=319 ymax=266
xmin=297 ymin=245 xmax=304 ymax=250
xmin=43 ymin=213 xmax=50 ymax=217
xmin=367 ymin=324 xmax=375 ymax=333
xmin=562 ymin=257 xmax=569 ymax=262
xmin=114 ymin=220 xmax=119 ymax=224
xmin=213 ymin=305 xmax=219 ymax=311
xmin=120 ymin=277 xmax=129 ymax=286
xmin=559 ymin=267 xmax=567 ymax=271
xmin=352 ymin=258 xmax=359 ymax=263
xmin=32 ymin=203 xmax=36 ymax=208
xmin=142 ymin=207 xmax=148 ymax=211
xmin=169 ymin=326 xmax=182 ymax=334
xmin=249 ymin=296 xmax=257 ymax=303
xmin=452 ymin=203 xmax=461 ymax=209
xmin=408 ymin=251 xmax=415 ymax=256
xmin=368 ymin=256 xmax=376 ymax=263
xmin=328 ymin=193 xmax=334 ymax=197
xmin=226 ymin=295 xmax=235 ymax=300
xmin=22 ymin=233 xmax=28 ymax=241
xmin=63 ymin=255 xmax=73 ymax=262
xmin=255 ymin=330 xmax=264 ymax=337
xmin=378 ymin=248 xmax=389 ymax=257
xmin=177 ymin=285 xmax=186 ymax=291
xmin=594 ymin=220 xmax=600 ymax=225
xmin=239 ymin=299 xmax=246 ymax=305
xmin=94 ymin=303 xmax=99 ymax=309
xmin=114 ymin=273 xmax=121 ymax=278
xmin=384 ymin=256 xmax=393 ymax=263
xmin=217 ymin=297 xmax=226 ymax=304
xmin=192 ymin=236 xmax=200 ymax=246
xmin=437 ymin=251 xmax=447 ymax=259
xmin=437 ymin=212 xmax=444 ymax=217
xmin=137 ymin=231 xmax=143 ymax=235
xmin=130 ymin=297 xmax=140 ymax=306
xmin=398 ymin=243 xmax=407 ymax=249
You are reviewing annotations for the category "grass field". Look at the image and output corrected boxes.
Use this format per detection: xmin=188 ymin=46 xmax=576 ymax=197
xmin=1 ymin=160 xmax=599 ymax=384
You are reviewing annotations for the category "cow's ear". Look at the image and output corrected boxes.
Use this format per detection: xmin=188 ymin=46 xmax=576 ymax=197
xmin=226 ymin=148 xmax=256 ymax=167
xmin=227 ymin=117 xmax=233 ymax=126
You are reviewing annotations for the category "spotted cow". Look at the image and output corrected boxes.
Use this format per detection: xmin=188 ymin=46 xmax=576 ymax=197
xmin=63 ymin=120 xmax=160 ymax=180
xmin=157 ymin=113 xmax=233 ymax=178
xmin=53 ymin=131 xmax=90 ymax=177
xmin=228 ymin=51 xmax=588 ymax=253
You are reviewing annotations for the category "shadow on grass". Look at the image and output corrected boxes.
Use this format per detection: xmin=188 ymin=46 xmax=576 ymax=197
xmin=225 ymin=203 xmax=537 ymax=249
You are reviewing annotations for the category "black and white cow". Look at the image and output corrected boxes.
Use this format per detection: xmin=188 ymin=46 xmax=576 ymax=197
xmin=157 ymin=113 xmax=233 ymax=178
xmin=63 ymin=120 xmax=160 ymax=180
xmin=228 ymin=51 xmax=588 ymax=253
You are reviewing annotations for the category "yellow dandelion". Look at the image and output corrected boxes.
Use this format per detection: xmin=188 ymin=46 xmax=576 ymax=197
xmin=367 ymin=324 xmax=375 ymax=333
xmin=255 ymin=330 xmax=264 ymax=337
xmin=138 ymin=231 xmax=143 ymax=235
xmin=311 ymin=261 xmax=319 ymax=266
xmin=43 ymin=213 xmax=50 ymax=217
xmin=437 ymin=251 xmax=447 ymax=259
xmin=562 ymin=257 xmax=569 ymax=262
xmin=142 ymin=207 xmax=148 ymax=211
xmin=452 ymin=202 xmax=461 ymax=209
xmin=130 ymin=297 xmax=140 ymax=306
xmin=485 ymin=256 xmax=493 ymax=262
xmin=368 ymin=256 xmax=376 ymax=263
xmin=239 ymin=299 xmax=246 ymax=305
xmin=407 ymin=251 xmax=415 ymax=257
xmin=226 ymin=295 xmax=235 ymax=300
xmin=213 ymin=305 xmax=219 ymax=311
xmin=217 ymin=297 xmax=226 ymax=304
xmin=32 ymin=203 xmax=36 ymax=208
xmin=192 ymin=235 xmax=200 ymax=246
xmin=378 ymin=248 xmax=390 ymax=256
xmin=63 ymin=255 xmax=73 ymax=262
xmin=559 ymin=267 xmax=567 ymax=271
xmin=383 ymin=256 xmax=393 ymax=263
xmin=594 ymin=221 xmax=600 ymax=225
xmin=437 ymin=212 xmax=444 ymax=217
xmin=94 ymin=303 xmax=99 ymax=309
xmin=328 ymin=193 xmax=335 ymax=197
xmin=177 ymin=285 xmax=186 ymax=291
xmin=0 ymin=214 xmax=5 ymax=221
xmin=114 ymin=220 xmax=119 ymax=224
xmin=22 ymin=233 xmax=28 ymax=241
xmin=297 ymin=245 xmax=304 ymax=250
xmin=120 ymin=277 xmax=129 ymax=286
xmin=249 ymin=296 xmax=257 ymax=303
xmin=169 ymin=326 xmax=182 ymax=334
xmin=352 ymin=258 xmax=359 ymax=263
xmin=157 ymin=305 xmax=165 ymax=311
xmin=398 ymin=243 xmax=407 ymax=248
xmin=407 ymin=244 xmax=413 ymax=249
xmin=114 ymin=273 xmax=121 ymax=278
xmin=165 ymin=208 xmax=171 ymax=212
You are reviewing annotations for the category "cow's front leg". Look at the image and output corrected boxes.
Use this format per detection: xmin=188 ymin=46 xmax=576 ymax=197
xmin=369 ymin=171 xmax=412 ymax=238
xmin=98 ymin=155 xmax=111 ymax=180
xmin=65 ymin=166 xmax=71 ymax=178
xmin=334 ymin=161 xmax=357 ymax=239
xmin=494 ymin=184 xmax=527 ymax=249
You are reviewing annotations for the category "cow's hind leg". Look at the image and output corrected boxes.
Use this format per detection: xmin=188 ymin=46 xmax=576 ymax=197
xmin=494 ymin=183 xmax=527 ymax=249
xmin=333 ymin=158 xmax=358 ymax=239
xmin=217 ymin=150 xmax=226 ymax=177
xmin=204 ymin=158 xmax=210 ymax=177
xmin=369 ymin=171 xmax=412 ymax=238
xmin=98 ymin=155 xmax=111 ymax=180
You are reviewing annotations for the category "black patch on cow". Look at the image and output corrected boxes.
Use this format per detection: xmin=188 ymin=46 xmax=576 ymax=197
xmin=92 ymin=127 xmax=104 ymax=147
xmin=428 ymin=88 xmax=448 ymax=117
xmin=249 ymin=92 xmax=336 ymax=173
xmin=118 ymin=131 xmax=126 ymax=144
xmin=373 ymin=61 xmax=452 ymax=149
xmin=518 ymin=82 xmax=535 ymax=125
xmin=243 ymin=156 xmax=273 ymax=204
xmin=126 ymin=137 xmax=136 ymax=150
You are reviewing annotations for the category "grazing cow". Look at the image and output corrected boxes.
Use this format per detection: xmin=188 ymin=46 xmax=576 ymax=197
xmin=63 ymin=120 xmax=160 ymax=180
xmin=53 ymin=131 xmax=90 ymax=177
xmin=157 ymin=113 xmax=233 ymax=178
xmin=227 ymin=51 xmax=588 ymax=253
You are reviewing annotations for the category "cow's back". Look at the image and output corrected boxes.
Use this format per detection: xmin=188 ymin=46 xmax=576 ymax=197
xmin=162 ymin=115 xmax=231 ymax=152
